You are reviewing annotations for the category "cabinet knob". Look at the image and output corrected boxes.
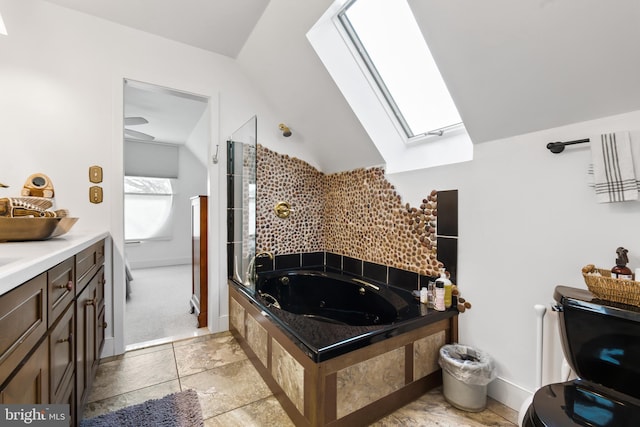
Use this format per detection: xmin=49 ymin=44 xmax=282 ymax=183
xmin=86 ymin=298 xmax=96 ymax=306
xmin=58 ymin=281 xmax=73 ymax=291
xmin=57 ymin=333 xmax=73 ymax=344
xmin=101 ymin=321 xmax=108 ymax=329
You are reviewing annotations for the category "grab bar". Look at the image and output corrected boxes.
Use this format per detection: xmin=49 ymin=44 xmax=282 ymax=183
xmin=353 ymin=278 xmax=380 ymax=291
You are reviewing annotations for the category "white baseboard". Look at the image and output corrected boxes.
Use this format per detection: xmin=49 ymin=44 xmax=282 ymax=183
xmin=100 ymin=337 xmax=116 ymax=358
xmin=129 ymin=258 xmax=190 ymax=270
xmin=210 ymin=314 xmax=229 ymax=333
xmin=488 ymin=376 xmax=532 ymax=412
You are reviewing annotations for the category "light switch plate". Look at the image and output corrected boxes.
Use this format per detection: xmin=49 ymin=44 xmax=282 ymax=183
xmin=90 ymin=186 xmax=103 ymax=204
xmin=89 ymin=165 xmax=103 ymax=183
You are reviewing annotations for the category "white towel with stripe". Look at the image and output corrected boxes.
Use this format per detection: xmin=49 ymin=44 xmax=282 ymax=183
xmin=589 ymin=131 xmax=639 ymax=203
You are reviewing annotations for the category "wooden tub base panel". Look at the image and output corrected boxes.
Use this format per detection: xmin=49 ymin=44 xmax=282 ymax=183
xmin=229 ymin=285 xmax=458 ymax=427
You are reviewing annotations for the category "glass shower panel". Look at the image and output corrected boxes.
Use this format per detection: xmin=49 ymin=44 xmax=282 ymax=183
xmin=227 ymin=116 xmax=257 ymax=288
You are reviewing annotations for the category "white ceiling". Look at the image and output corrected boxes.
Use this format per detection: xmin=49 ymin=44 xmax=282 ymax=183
xmin=124 ymin=80 xmax=208 ymax=145
xmin=43 ymin=0 xmax=269 ymax=58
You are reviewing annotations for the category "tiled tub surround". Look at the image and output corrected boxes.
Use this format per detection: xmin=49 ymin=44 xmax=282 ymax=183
xmin=256 ymin=145 xmax=447 ymax=278
xmin=228 ymin=276 xmax=458 ymax=426
xmin=256 ymin=251 xmax=441 ymax=294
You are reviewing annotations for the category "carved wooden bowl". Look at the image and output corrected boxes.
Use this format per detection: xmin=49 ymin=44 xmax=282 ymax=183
xmin=0 ymin=217 xmax=79 ymax=242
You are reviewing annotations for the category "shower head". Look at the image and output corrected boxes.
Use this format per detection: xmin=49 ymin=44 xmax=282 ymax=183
xmin=279 ymin=123 xmax=292 ymax=137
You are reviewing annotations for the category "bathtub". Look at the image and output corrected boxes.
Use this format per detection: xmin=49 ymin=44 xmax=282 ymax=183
xmin=257 ymin=270 xmax=408 ymax=325
xmin=228 ymin=268 xmax=459 ymax=426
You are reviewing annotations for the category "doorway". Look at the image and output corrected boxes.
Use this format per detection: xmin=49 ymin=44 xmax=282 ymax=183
xmin=122 ymin=79 xmax=211 ymax=349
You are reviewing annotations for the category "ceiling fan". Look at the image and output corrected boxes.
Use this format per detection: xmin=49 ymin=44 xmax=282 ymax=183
xmin=124 ymin=116 xmax=155 ymax=141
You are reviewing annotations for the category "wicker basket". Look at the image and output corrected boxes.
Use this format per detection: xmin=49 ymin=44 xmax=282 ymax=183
xmin=582 ymin=264 xmax=640 ymax=306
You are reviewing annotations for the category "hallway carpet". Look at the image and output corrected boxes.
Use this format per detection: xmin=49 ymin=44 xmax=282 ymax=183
xmin=125 ymin=265 xmax=203 ymax=347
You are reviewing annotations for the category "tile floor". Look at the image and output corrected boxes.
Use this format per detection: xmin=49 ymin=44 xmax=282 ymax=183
xmin=84 ymin=332 xmax=518 ymax=426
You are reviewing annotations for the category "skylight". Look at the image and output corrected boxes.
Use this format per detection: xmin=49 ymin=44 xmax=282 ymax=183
xmin=338 ymin=0 xmax=462 ymax=140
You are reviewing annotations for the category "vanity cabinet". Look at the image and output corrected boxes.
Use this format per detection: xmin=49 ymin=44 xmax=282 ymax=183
xmin=0 ymin=238 xmax=106 ymax=425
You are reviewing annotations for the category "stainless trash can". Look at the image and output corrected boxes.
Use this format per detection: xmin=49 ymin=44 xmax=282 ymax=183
xmin=439 ymin=344 xmax=497 ymax=412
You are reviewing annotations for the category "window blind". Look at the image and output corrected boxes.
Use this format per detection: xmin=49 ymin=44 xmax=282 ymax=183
xmin=124 ymin=140 xmax=179 ymax=178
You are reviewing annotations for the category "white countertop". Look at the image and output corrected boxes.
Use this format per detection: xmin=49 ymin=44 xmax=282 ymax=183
xmin=0 ymin=231 xmax=109 ymax=296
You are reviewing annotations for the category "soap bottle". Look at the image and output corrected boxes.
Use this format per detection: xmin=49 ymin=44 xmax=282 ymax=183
xmin=427 ymin=280 xmax=436 ymax=308
xmin=420 ymin=287 xmax=429 ymax=304
xmin=611 ymin=247 xmax=633 ymax=280
xmin=434 ymin=281 xmax=445 ymax=311
xmin=436 ymin=269 xmax=453 ymax=309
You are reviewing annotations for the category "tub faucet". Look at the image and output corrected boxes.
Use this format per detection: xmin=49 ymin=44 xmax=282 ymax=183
xmin=245 ymin=251 xmax=274 ymax=287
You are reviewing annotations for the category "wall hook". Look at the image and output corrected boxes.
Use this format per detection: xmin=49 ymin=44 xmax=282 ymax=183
xmin=212 ymin=144 xmax=220 ymax=164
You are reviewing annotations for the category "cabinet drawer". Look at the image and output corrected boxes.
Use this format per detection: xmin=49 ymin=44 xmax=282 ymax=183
xmin=48 ymin=257 xmax=75 ymax=327
xmin=0 ymin=273 xmax=47 ymax=386
xmin=75 ymin=240 xmax=105 ymax=293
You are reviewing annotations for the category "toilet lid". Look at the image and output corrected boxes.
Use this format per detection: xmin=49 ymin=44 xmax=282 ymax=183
xmin=530 ymin=381 xmax=640 ymax=427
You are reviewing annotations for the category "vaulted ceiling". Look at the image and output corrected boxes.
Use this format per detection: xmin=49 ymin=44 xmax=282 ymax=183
xmin=43 ymin=0 xmax=640 ymax=172
xmin=43 ymin=0 xmax=269 ymax=58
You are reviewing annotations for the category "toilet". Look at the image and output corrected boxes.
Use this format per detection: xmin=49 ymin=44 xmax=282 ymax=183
xmin=523 ymin=285 xmax=640 ymax=426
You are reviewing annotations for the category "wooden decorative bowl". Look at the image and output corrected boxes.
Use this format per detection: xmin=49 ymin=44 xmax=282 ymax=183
xmin=0 ymin=217 xmax=79 ymax=242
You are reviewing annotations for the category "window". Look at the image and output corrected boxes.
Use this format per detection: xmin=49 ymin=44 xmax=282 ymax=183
xmin=338 ymin=0 xmax=462 ymax=140
xmin=307 ymin=0 xmax=473 ymax=172
xmin=124 ymin=176 xmax=174 ymax=241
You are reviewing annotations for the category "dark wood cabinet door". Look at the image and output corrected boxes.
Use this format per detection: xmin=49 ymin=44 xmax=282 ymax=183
xmin=76 ymin=267 xmax=100 ymax=413
xmin=0 ymin=339 xmax=49 ymax=404
xmin=49 ymin=303 xmax=74 ymax=404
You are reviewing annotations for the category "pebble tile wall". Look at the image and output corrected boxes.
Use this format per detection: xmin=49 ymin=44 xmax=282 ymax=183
xmin=256 ymin=145 xmax=325 ymax=254
xmin=256 ymin=145 xmax=444 ymax=277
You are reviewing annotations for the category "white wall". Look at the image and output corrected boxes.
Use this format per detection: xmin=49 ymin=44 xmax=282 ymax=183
xmin=0 ymin=0 xmax=294 ymax=357
xmin=387 ymin=109 xmax=640 ymax=410
xmin=185 ymin=106 xmax=210 ymax=168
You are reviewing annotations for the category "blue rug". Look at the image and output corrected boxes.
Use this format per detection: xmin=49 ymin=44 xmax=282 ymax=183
xmin=81 ymin=389 xmax=203 ymax=427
